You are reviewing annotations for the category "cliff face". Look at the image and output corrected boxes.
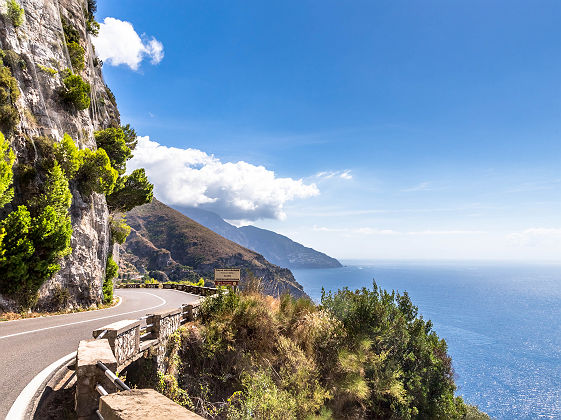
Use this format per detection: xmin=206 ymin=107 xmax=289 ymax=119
xmin=0 ymin=0 xmax=118 ymax=309
xmin=122 ymin=199 xmax=308 ymax=299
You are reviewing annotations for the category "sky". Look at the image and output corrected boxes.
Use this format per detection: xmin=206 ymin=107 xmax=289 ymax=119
xmin=93 ymin=1 xmax=561 ymax=261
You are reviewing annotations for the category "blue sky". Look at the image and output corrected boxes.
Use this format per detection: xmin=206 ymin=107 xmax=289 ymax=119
xmin=94 ymin=1 xmax=561 ymax=261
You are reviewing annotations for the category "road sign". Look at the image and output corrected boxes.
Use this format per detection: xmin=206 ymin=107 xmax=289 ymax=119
xmin=214 ymin=268 xmax=240 ymax=286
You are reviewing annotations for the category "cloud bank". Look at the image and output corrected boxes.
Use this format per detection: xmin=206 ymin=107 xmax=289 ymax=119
xmin=128 ymin=137 xmax=319 ymax=220
xmin=93 ymin=17 xmax=164 ymax=70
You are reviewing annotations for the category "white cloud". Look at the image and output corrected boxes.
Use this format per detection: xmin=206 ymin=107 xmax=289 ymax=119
xmin=128 ymin=137 xmax=320 ymax=220
xmin=93 ymin=17 xmax=164 ymax=70
xmin=316 ymin=169 xmax=353 ymax=180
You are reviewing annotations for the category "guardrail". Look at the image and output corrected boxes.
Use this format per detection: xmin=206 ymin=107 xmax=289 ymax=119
xmin=75 ymin=283 xmax=217 ymax=419
xmin=119 ymin=282 xmax=218 ymax=296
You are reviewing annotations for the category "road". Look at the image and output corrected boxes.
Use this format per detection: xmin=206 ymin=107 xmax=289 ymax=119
xmin=0 ymin=288 xmax=200 ymax=418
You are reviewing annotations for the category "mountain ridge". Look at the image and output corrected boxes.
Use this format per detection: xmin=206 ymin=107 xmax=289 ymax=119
xmin=174 ymin=206 xmax=342 ymax=269
xmin=122 ymin=199 xmax=308 ymax=298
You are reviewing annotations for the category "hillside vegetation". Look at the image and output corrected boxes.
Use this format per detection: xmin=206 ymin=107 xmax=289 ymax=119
xmin=142 ymin=282 xmax=489 ymax=420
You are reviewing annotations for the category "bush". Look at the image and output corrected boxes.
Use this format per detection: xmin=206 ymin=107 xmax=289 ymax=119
xmin=0 ymin=131 xmax=15 ymax=208
xmin=0 ymin=64 xmax=20 ymax=133
xmin=1 ymin=50 xmax=26 ymax=71
xmin=103 ymin=256 xmax=117 ymax=303
xmin=110 ymin=214 xmax=131 ymax=244
xmin=0 ymin=164 xmax=73 ymax=308
xmin=94 ymin=127 xmax=131 ymax=174
xmin=53 ymin=133 xmax=81 ymax=179
xmin=6 ymin=0 xmax=24 ymax=27
xmin=60 ymin=72 xmax=90 ymax=110
xmin=67 ymin=42 xmax=85 ymax=71
xmin=75 ymin=148 xmax=118 ymax=196
xmin=106 ymin=168 xmax=153 ymax=212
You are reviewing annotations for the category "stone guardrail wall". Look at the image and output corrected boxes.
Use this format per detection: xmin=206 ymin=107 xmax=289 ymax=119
xmin=75 ymin=283 xmax=217 ymax=419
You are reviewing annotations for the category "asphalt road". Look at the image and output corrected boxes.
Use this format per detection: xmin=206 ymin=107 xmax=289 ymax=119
xmin=0 ymin=288 xmax=201 ymax=418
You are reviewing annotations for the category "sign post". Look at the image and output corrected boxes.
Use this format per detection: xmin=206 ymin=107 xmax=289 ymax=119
xmin=214 ymin=268 xmax=241 ymax=292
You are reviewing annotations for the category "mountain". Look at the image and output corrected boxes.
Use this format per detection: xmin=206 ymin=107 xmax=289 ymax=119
xmin=176 ymin=206 xmax=342 ymax=269
xmin=122 ymin=199 xmax=307 ymax=298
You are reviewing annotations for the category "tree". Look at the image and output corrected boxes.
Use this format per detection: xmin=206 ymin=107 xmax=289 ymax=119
xmin=76 ymin=148 xmax=118 ymax=196
xmin=53 ymin=133 xmax=81 ymax=179
xmin=0 ymin=131 xmax=15 ymax=208
xmin=94 ymin=127 xmax=131 ymax=175
xmin=121 ymin=124 xmax=138 ymax=150
xmin=110 ymin=214 xmax=131 ymax=244
xmin=61 ymin=72 xmax=90 ymax=110
xmin=104 ymin=256 xmax=118 ymax=303
xmin=106 ymin=168 xmax=153 ymax=212
xmin=0 ymin=64 xmax=20 ymax=133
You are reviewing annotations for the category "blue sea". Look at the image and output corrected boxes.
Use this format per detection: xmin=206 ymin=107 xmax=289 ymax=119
xmin=292 ymin=261 xmax=561 ymax=420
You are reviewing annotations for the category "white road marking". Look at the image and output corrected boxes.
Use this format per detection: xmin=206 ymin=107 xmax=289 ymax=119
xmin=6 ymin=351 xmax=77 ymax=420
xmin=0 ymin=295 xmax=123 ymax=324
xmin=0 ymin=292 xmax=166 ymax=341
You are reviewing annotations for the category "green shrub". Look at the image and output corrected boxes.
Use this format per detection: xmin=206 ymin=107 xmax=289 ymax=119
xmin=110 ymin=214 xmax=131 ymax=244
xmin=0 ymin=164 xmax=72 ymax=308
xmin=37 ymin=64 xmax=57 ymax=76
xmin=103 ymin=256 xmax=117 ymax=303
xmin=106 ymin=169 xmax=153 ymax=212
xmin=0 ymin=131 xmax=15 ymax=208
xmin=121 ymin=124 xmax=138 ymax=150
xmin=85 ymin=0 xmax=99 ymax=36
xmin=0 ymin=64 xmax=20 ymax=133
xmin=75 ymin=148 xmax=118 ymax=196
xmin=60 ymin=71 xmax=90 ymax=110
xmin=94 ymin=127 xmax=131 ymax=174
xmin=67 ymin=42 xmax=85 ymax=71
xmin=53 ymin=133 xmax=81 ymax=179
xmin=6 ymin=0 xmax=24 ymax=27
xmin=1 ymin=50 xmax=26 ymax=71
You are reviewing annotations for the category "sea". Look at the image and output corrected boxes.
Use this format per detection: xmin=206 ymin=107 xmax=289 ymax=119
xmin=292 ymin=261 xmax=561 ymax=420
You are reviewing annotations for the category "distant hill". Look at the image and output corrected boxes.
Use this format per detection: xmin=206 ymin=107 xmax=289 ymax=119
xmin=175 ymin=206 xmax=342 ymax=269
xmin=122 ymin=199 xmax=307 ymax=298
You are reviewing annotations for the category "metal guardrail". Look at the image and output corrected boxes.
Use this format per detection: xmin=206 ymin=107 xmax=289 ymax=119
xmin=96 ymin=361 xmax=130 ymax=391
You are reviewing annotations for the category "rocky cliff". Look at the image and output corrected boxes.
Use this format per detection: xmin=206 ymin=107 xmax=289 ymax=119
xmin=122 ymin=199 xmax=308 ymax=299
xmin=0 ymin=0 xmax=118 ymax=309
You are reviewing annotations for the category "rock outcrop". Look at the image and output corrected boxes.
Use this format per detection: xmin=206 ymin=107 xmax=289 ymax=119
xmin=0 ymin=0 xmax=118 ymax=309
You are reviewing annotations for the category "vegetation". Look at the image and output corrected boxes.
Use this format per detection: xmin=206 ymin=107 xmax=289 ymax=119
xmin=110 ymin=214 xmax=131 ymax=244
xmin=0 ymin=163 xmax=72 ymax=308
xmin=106 ymin=169 xmax=153 ymax=212
xmin=60 ymin=71 xmax=90 ymax=110
xmin=103 ymin=256 xmax=117 ymax=303
xmin=1 ymin=49 xmax=26 ymax=71
xmin=85 ymin=0 xmax=100 ymax=35
xmin=61 ymin=18 xmax=85 ymax=71
xmin=144 ymin=283 xmax=489 ymax=420
xmin=75 ymin=147 xmax=118 ymax=196
xmin=0 ymin=132 xmax=15 ymax=208
xmin=6 ymin=0 xmax=24 ymax=27
xmin=0 ymin=63 xmax=20 ymax=134
xmin=94 ymin=127 xmax=132 ymax=174
xmin=37 ymin=64 xmax=58 ymax=76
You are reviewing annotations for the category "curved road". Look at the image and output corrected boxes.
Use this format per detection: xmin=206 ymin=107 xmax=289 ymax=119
xmin=0 ymin=288 xmax=201 ymax=418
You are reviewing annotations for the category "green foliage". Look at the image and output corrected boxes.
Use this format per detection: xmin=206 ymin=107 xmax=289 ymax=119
xmin=53 ymin=133 xmax=81 ymax=179
xmin=1 ymin=50 xmax=26 ymax=71
xmin=85 ymin=0 xmax=99 ymax=35
xmin=0 ymin=164 xmax=72 ymax=308
xmin=0 ymin=132 xmax=15 ymax=208
xmin=103 ymin=256 xmax=117 ymax=303
xmin=110 ymin=214 xmax=131 ymax=244
xmin=67 ymin=42 xmax=85 ymax=71
xmin=75 ymin=147 xmax=118 ymax=196
xmin=6 ymin=0 xmax=24 ymax=27
xmin=60 ymin=71 xmax=90 ymax=110
xmin=144 ymin=285 xmax=489 ymax=420
xmin=121 ymin=124 xmax=138 ymax=150
xmin=61 ymin=17 xmax=80 ymax=44
xmin=106 ymin=169 xmax=153 ymax=212
xmin=94 ymin=127 xmax=132 ymax=174
xmin=0 ymin=64 xmax=20 ymax=133
xmin=37 ymin=64 xmax=58 ymax=76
